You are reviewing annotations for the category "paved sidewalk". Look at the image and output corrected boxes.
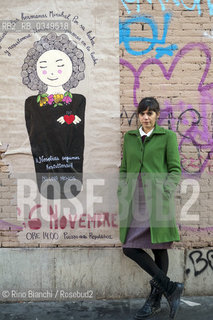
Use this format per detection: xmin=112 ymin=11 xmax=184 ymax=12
xmin=0 ymin=296 xmax=212 ymax=320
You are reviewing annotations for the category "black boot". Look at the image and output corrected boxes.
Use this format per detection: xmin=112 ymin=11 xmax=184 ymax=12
xmin=150 ymin=276 xmax=184 ymax=319
xmin=134 ymin=284 xmax=162 ymax=319
xmin=165 ymin=282 xmax=184 ymax=319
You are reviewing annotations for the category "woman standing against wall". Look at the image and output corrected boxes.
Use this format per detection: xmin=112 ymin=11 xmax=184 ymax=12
xmin=118 ymin=97 xmax=183 ymax=319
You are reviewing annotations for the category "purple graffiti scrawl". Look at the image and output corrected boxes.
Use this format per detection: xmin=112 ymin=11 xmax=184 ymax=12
xmin=0 ymin=219 xmax=23 ymax=231
xmin=160 ymin=94 xmax=213 ymax=174
xmin=120 ymin=42 xmax=213 ymax=107
xmin=120 ymin=42 xmax=213 ymax=174
xmin=179 ymin=224 xmax=213 ymax=233
xmin=178 ymin=93 xmax=213 ymax=173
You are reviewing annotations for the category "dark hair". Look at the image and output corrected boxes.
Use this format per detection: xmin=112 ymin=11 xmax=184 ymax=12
xmin=21 ymin=32 xmax=85 ymax=93
xmin=137 ymin=97 xmax=160 ymax=115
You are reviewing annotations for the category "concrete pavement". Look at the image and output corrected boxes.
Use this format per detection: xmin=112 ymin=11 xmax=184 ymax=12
xmin=0 ymin=296 xmax=212 ymax=320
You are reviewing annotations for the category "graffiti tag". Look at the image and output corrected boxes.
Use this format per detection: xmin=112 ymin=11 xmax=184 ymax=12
xmin=119 ymin=13 xmax=178 ymax=58
xmin=186 ymin=250 xmax=213 ymax=276
xmin=121 ymin=0 xmax=213 ymax=17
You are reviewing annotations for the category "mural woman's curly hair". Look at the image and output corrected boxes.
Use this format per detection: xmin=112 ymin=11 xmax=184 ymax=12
xmin=21 ymin=32 xmax=85 ymax=93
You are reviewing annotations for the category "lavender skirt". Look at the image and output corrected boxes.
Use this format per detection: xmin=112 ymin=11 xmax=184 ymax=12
xmin=123 ymin=174 xmax=173 ymax=249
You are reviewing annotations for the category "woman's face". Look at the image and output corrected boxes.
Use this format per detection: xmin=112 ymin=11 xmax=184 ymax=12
xmin=36 ymin=50 xmax=72 ymax=87
xmin=138 ymin=108 xmax=159 ymax=133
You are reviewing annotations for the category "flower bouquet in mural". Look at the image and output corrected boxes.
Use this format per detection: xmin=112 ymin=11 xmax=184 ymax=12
xmin=21 ymin=32 xmax=86 ymax=199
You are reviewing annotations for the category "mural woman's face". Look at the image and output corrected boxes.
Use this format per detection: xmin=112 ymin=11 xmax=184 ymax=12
xmin=36 ymin=50 xmax=72 ymax=88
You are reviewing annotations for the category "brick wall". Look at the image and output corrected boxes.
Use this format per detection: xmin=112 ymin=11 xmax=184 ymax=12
xmin=119 ymin=0 xmax=213 ymax=247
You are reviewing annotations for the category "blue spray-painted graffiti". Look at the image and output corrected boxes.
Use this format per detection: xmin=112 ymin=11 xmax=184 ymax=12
xmin=155 ymin=44 xmax=178 ymax=59
xmin=121 ymin=0 xmax=141 ymax=13
xmin=121 ymin=0 xmax=213 ymax=16
xmin=119 ymin=13 xmax=178 ymax=58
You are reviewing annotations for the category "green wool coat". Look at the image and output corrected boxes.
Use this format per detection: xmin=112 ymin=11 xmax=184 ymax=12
xmin=117 ymin=124 xmax=181 ymax=244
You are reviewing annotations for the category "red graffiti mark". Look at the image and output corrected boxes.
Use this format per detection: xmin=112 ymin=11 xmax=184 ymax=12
xmin=49 ymin=205 xmax=58 ymax=229
xmin=21 ymin=204 xmax=119 ymax=231
xmin=28 ymin=204 xmax=42 ymax=230
xmin=17 ymin=207 xmax=21 ymax=216
xmin=60 ymin=215 xmax=67 ymax=229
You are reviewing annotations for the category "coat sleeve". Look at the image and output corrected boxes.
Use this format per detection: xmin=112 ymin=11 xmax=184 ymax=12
xmin=120 ymin=134 xmax=127 ymax=173
xmin=117 ymin=133 xmax=127 ymax=194
xmin=164 ymin=131 xmax=181 ymax=196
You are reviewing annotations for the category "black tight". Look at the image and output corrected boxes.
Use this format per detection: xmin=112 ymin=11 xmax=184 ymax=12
xmin=123 ymin=248 xmax=169 ymax=278
xmin=152 ymin=249 xmax=169 ymax=275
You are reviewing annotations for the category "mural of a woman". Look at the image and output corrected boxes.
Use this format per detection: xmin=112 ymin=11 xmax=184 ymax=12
xmin=21 ymin=32 xmax=86 ymax=199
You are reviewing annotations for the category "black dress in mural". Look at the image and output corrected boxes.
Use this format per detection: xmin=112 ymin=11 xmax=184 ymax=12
xmin=25 ymin=93 xmax=86 ymax=198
